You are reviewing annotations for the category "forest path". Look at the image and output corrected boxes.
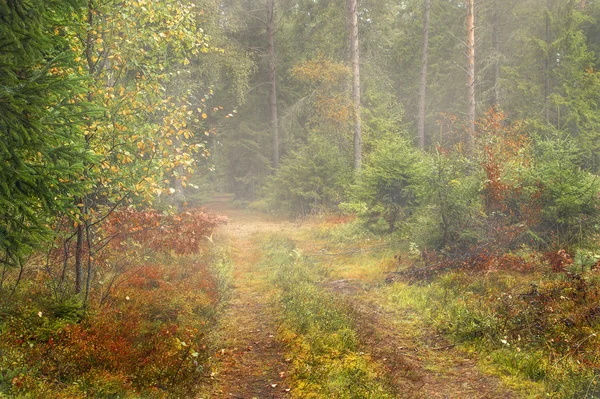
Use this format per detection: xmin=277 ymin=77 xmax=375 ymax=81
xmin=327 ymin=281 xmax=517 ymax=398
xmin=205 ymin=194 xmax=301 ymax=398
xmin=204 ymin=195 xmax=517 ymax=399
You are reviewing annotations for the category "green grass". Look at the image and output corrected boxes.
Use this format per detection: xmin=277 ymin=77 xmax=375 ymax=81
xmin=374 ymin=269 xmax=600 ymax=398
xmin=262 ymin=236 xmax=395 ymax=399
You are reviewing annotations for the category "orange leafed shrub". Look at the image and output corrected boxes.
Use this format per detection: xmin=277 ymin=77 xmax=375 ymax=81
xmin=102 ymin=208 xmax=227 ymax=254
xmin=1 ymin=209 xmax=228 ymax=398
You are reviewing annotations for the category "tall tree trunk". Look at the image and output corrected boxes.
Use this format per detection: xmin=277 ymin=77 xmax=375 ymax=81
xmin=579 ymin=0 xmax=586 ymax=10
xmin=418 ymin=0 xmax=431 ymax=150
xmin=348 ymin=0 xmax=362 ymax=170
xmin=466 ymin=0 xmax=475 ymax=151
xmin=544 ymin=0 xmax=551 ymax=122
xmin=491 ymin=0 xmax=500 ymax=107
xmin=266 ymin=0 xmax=279 ymax=169
xmin=75 ymin=0 xmax=95 ymax=295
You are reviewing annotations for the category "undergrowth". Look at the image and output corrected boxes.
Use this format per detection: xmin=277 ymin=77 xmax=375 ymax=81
xmin=0 ymin=235 xmax=232 ymax=398
xmin=263 ymin=236 xmax=394 ymax=399
xmin=380 ymin=265 xmax=600 ymax=398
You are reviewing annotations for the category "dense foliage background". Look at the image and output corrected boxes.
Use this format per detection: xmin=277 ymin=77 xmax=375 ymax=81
xmin=2 ymin=0 xmax=600 ymax=397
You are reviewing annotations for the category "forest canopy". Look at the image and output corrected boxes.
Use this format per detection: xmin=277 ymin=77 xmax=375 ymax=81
xmin=2 ymin=0 xmax=600 ymax=397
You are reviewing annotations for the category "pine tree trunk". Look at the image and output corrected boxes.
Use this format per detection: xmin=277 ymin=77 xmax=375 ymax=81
xmin=544 ymin=0 xmax=551 ymax=122
xmin=418 ymin=0 xmax=431 ymax=150
xmin=266 ymin=0 xmax=279 ymax=169
xmin=348 ymin=0 xmax=362 ymax=170
xmin=491 ymin=0 xmax=500 ymax=107
xmin=466 ymin=0 xmax=476 ymax=151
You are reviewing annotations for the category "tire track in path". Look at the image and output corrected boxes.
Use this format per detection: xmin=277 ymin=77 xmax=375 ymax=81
xmin=204 ymin=195 xmax=520 ymax=398
xmin=205 ymin=195 xmax=300 ymax=399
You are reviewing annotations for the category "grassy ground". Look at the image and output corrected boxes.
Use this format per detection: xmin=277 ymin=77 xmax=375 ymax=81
xmin=7 ymin=196 xmax=594 ymax=398
xmin=306 ymin=220 xmax=600 ymax=398
xmin=206 ymin=200 xmax=519 ymax=398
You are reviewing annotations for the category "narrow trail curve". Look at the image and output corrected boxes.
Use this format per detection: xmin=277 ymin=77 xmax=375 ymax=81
xmin=205 ymin=195 xmax=301 ymax=399
xmin=204 ymin=195 xmax=518 ymax=399
xmin=325 ymin=280 xmax=516 ymax=399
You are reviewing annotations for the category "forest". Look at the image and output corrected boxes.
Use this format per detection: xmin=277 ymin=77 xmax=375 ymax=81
xmin=2 ymin=0 xmax=600 ymax=397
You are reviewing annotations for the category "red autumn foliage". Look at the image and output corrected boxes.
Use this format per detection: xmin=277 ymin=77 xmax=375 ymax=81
xmin=1 ymin=207 xmax=228 ymax=397
xmin=102 ymin=208 xmax=227 ymax=255
xmin=478 ymin=108 xmax=532 ymax=215
xmin=544 ymin=249 xmax=574 ymax=272
xmin=5 ymin=258 xmax=220 ymax=396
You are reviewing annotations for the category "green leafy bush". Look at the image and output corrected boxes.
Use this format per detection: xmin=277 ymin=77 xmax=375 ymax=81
xmin=524 ymin=135 xmax=600 ymax=247
xmin=264 ymin=135 xmax=352 ymax=215
xmin=353 ymin=135 xmax=430 ymax=232
xmin=406 ymin=148 xmax=483 ymax=250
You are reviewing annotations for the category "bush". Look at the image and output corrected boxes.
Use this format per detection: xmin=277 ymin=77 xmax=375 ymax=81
xmin=264 ymin=135 xmax=352 ymax=215
xmin=353 ymin=135 xmax=430 ymax=231
xmin=409 ymin=148 xmax=483 ymax=250
xmin=524 ymin=135 xmax=600 ymax=247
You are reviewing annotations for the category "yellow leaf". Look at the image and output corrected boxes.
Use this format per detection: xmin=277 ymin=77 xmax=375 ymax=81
xmin=202 ymin=113 xmax=207 ymax=119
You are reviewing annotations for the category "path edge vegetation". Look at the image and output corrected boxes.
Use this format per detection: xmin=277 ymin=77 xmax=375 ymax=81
xmin=3 ymin=0 xmax=600 ymax=398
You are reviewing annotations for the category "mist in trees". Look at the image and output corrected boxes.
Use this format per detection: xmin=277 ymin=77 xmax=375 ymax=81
xmin=3 ymin=0 xmax=600 ymax=298
xmin=2 ymin=0 xmax=600 ymax=396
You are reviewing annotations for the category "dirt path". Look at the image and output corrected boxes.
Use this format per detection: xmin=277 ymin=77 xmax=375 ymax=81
xmin=324 ymin=279 xmax=515 ymax=398
xmin=206 ymin=195 xmax=299 ymax=398
xmin=204 ymin=195 xmax=517 ymax=398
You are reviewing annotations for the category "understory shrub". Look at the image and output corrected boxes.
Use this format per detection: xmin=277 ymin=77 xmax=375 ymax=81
xmin=352 ymin=135 xmax=430 ymax=232
xmin=0 ymin=210 xmax=231 ymax=398
xmin=264 ymin=135 xmax=352 ymax=216
xmin=405 ymin=147 xmax=483 ymax=250
xmin=525 ymin=135 xmax=600 ymax=247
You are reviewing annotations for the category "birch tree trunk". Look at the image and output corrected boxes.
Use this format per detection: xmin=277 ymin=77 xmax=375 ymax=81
xmin=266 ymin=0 xmax=279 ymax=169
xmin=418 ymin=0 xmax=431 ymax=150
xmin=348 ymin=0 xmax=362 ymax=170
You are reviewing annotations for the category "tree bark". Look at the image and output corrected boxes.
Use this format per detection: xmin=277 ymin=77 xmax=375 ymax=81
xmin=74 ymin=215 xmax=84 ymax=294
xmin=348 ymin=0 xmax=362 ymax=170
xmin=266 ymin=0 xmax=279 ymax=169
xmin=466 ymin=0 xmax=476 ymax=151
xmin=491 ymin=0 xmax=500 ymax=107
xmin=418 ymin=0 xmax=431 ymax=150
xmin=544 ymin=0 xmax=551 ymax=122
xmin=84 ymin=221 xmax=93 ymax=305
xmin=579 ymin=0 xmax=586 ymax=11
xmin=75 ymin=0 xmax=95 ymax=295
